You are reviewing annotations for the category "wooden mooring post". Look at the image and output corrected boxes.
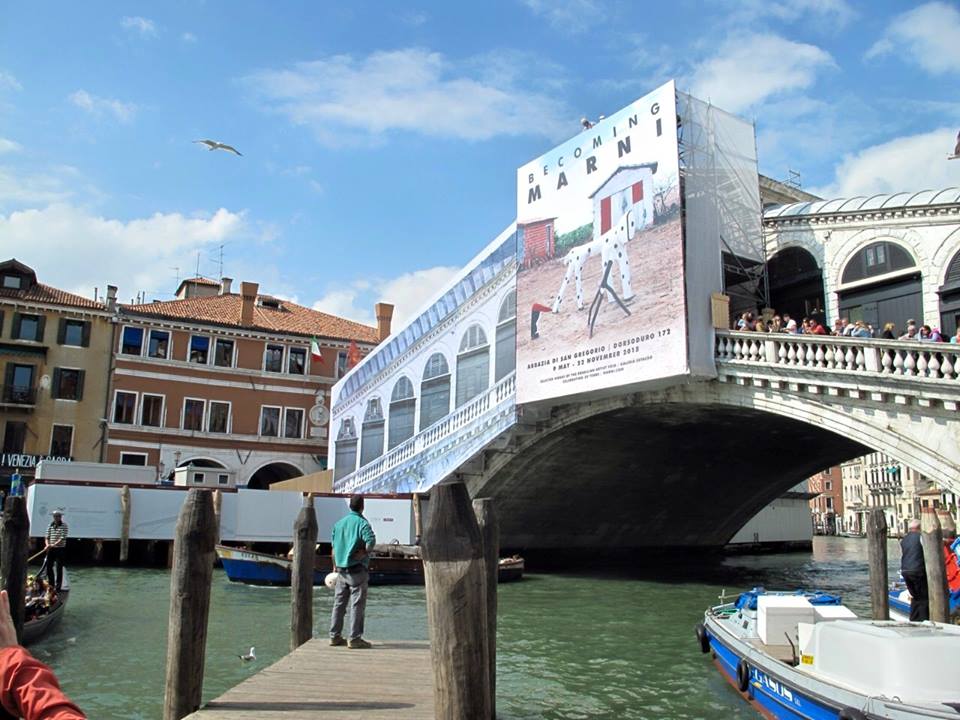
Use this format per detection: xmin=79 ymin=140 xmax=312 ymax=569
xmin=473 ymin=498 xmax=498 ymax=720
xmin=291 ymin=494 xmax=317 ymax=650
xmin=921 ymin=507 xmax=950 ymax=623
xmin=0 ymin=496 xmax=29 ymax=643
xmin=119 ymin=485 xmax=131 ymax=563
xmin=163 ymin=489 xmax=217 ymax=720
xmin=422 ymin=481 xmax=490 ymax=720
xmin=866 ymin=508 xmax=889 ymax=620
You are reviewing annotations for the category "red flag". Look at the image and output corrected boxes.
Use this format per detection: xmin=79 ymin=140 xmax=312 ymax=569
xmin=347 ymin=340 xmax=361 ymax=369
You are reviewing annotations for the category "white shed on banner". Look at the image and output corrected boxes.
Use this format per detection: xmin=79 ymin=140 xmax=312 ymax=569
xmin=588 ymin=163 xmax=658 ymax=241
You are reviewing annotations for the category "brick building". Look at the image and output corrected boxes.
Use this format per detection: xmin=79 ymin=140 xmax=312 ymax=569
xmin=107 ymin=277 xmax=386 ymax=488
xmin=0 ymin=259 xmax=114 ymax=488
xmin=808 ymin=466 xmax=844 ymax=534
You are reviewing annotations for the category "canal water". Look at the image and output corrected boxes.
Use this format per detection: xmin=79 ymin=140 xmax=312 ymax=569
xmin=33 ymin=537 xmax=902 ymax=719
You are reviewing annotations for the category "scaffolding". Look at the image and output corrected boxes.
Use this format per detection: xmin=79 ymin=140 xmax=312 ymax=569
xmin=676 ymin=91 xmax=766 ymax=321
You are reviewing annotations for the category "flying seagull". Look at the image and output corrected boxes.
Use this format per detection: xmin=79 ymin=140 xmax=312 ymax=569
xmin=238 ymin=646 xmax=256 ymax=662
xmin=193 ymin=139 xmax=243 ymax=156
xmin=950 ymin=130 xmax=960 ymax=160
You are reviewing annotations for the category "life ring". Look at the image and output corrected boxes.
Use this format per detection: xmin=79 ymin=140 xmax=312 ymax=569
xmin=695 ymin=623 xmax=710 ymax=654
xmin=838 ymin=708 xmax=867 ymax=720
xmin=736 ymin=659 xmax=750 ymax=692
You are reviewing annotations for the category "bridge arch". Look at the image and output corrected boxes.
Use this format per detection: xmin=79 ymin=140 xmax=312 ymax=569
xmin=246 ymin=461 xmax=303 ymax=490
xmin=467 ymin=377 xmax=959 ymax=551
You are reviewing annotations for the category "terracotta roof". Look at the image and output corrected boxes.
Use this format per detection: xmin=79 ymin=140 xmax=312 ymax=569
xmin=182 ymin=276 xmax=220 ymax=286
xmin=0 ymin=282 xmax=106 ymax=311
xmin=120 ymin=293 xmax=379 ymax=343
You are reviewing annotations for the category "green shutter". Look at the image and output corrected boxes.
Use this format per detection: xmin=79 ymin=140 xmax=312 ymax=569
xmin=81 ymin=321 xmax=91 ymax=347
xmin=57 ymin=318 xmax=67 ymax=344
xmin=11 ymin=313 xmax=21 ymax=339
xmin=52 ymin=368 xmax=61 ymax=399
xmin=76 ymin=370 xmax=85 ymax=401
xmin=35 ymin=315 xmax=46 ymax=342
xmin=0 ymin=310 xmax=4 ymax=336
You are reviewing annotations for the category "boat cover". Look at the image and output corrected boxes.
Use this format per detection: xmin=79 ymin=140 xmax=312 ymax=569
xmin=735 ymin=588 xmax=841 ymax=611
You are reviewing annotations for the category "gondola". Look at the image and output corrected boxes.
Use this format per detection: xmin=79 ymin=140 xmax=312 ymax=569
xmin=22 ymin=569 xmax=70 ymax=646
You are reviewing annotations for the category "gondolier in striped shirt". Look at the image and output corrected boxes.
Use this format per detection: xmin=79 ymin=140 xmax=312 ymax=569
xmin=44 ymin=510 xmax=68 ymax=592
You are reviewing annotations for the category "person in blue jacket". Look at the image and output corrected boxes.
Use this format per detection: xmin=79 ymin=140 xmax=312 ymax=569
xmin=329 ymin=495 xmax=376 ymax=649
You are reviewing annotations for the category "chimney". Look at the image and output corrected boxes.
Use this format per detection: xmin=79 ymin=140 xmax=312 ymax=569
xmin=220 ymin=277 xmax=233 ymax=295
xmin=106 ymin=285 xmax=118 ymax=312
xmin=240 ymin=281 xmax=258 ymax=326
xmin=374 ymin=302 xmax=394 ymax=342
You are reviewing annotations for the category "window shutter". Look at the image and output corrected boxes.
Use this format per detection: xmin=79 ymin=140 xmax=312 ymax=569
xmin=11 ymin=313 xmax=21 ymax=339
xmin=76 ymin=370 xmax=85 ymax=400
xmin=36 ymin=315 xmax=46 ymax=342
xmin=57 ymin=318 xmax=67 ymax=345
xmin=52 ymin=368 xmax=61 ymax=399
xmin=81 ymin=321 xmax=91 ymax=347
xmin=4 ymin=363 xmax=14 ymax=390
xmin=0 ymin=310 xmax=4 ymax=336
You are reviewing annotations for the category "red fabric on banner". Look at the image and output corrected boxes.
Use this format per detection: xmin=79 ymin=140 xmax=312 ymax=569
xmin=600 ymin=197 xmax=611 ymax=235
xmin=632 ymin=181 xmax=643 ymax=203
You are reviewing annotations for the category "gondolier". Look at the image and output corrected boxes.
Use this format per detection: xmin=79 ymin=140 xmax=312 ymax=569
xmin=329 ymin=495 xmax=376 ymax=649
xmin=44 ymin=510 xmax=68 ymax=593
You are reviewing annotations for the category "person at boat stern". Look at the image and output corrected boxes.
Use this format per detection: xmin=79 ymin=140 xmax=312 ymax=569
xmin=0 ymin=589 xmax=85 ymax=719
xmin=329 ymin=495 xmax=376 ymax=649
xmin=900 ymin=518 xmax=929 ymax=621
xmin=44 ymin=510 xmax=68 ymax=592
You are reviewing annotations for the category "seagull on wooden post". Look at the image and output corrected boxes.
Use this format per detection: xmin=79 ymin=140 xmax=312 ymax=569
xmin=193 ymin=139 xmax=243 ymax=156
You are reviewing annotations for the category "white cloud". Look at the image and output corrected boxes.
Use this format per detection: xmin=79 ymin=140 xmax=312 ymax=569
xmin=0 ymin=138 xmax=21 ymax=154
xmin=727 ymin=0 xmax=854 ymax=26
xmin=811 ymin=128 xmax=959 ymax=198
xmin=520 ymin=0 xmax=607 ymax=33
xmin=313 ymin=266 xmax=460 ymax=327
xmin=0 ymin=204 xmax=246 ymax=301
xmin=121 ymin=16 xmax=157 ymax=37
xmin=0 ymin=71 xmax=21 ymax=91
xmin=69 ymin=89 xmax=137 ymax=123
xmin=181 ymin=32 xmax=198 ymax=43
xmin=688 ymin=33 xmax=835 ymax=114
xmin=0 ymin=166 xmax=75 ymax=206
xmin=243 ymin=47 xmax=570 ymax=145
xmin=865 ymin=2 xmax=960 ymax=74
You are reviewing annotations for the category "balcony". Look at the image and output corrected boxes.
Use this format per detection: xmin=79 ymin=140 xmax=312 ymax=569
xmin=1 ymin=385 xmax=37 ymax=408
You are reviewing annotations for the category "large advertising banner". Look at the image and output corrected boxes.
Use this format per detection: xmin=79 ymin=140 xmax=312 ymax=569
xmin=515 ymin=80 xmax=686 ymax=404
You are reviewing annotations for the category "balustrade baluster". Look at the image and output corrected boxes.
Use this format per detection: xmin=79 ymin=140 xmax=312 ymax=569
xmin=787 ymin=343 xmax=797 ymax=365
xmin=833 ymin=347 xmax=844 ymax=369
xmin=880 ymin=348 xmax=893 ymax=374
xmin=941 ymin=353 xmax=955 ymax=380
xmin=804 ymin=344 xmax=815 ymax=367
xmin=855 ymin=347 xmax=865 ymax=371
xmin=777 ymin=342 xmax=787 ymax=364
xmin=893 ymin=351 xmax=904 ymax=375
xmin=917 ymin=352 xmax=929 ymax=377
xmin=815 ymin=345 xmax=825 ymax=368
xmin=904 ymin=351 xmax=917 ymax=376
xmin=748 ymin=339 xmax=758 ymax=363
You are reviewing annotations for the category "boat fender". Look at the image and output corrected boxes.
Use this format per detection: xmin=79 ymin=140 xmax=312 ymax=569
xmin=695 ymin=623 xmax=710 ymax=654
xmin=736 ymin=659 xmax=750 ymax=693
xmin=838 ymin=709 xmax=867 ymax=720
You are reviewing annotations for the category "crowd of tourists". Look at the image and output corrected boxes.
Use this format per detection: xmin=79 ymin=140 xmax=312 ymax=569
xmin=734 ymin=312 xmax=960 ymax=343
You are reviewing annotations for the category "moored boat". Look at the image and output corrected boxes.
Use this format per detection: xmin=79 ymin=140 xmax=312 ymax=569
xmin=216 ymin=544 xmax=524 ymax=587
xmin=697 ymin=587 xmax=960 ymax=719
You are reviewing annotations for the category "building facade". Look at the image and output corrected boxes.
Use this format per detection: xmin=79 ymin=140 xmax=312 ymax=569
xmin=0 ymin=259 xmax=114 ymax=488
xmin=840 ymin=459 xmax=867 ymax=535
xmin=107 ymin=277 xmax=382 ymax=488
xmin=807 ymin=466 xmax=844 ymax=534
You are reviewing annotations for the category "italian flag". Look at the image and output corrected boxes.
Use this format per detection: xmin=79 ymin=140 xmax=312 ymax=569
xmin=310 ymin=337 xmax=323 ymax=362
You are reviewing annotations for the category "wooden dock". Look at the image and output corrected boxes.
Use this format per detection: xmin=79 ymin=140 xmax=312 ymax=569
xmin=185 ymin=639 xmax=434 ymax=719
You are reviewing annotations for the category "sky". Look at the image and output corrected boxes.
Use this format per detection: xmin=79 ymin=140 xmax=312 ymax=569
xmin=2 ymin=1 xmax=959 ymax=327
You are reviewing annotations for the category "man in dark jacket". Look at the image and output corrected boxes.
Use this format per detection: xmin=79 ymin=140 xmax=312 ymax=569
xmin=900 ymin=518 xmax=928 ymax=621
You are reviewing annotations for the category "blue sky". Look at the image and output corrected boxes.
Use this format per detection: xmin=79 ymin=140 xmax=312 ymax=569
xmin=2 ymin=1 xmax=959 ymax=326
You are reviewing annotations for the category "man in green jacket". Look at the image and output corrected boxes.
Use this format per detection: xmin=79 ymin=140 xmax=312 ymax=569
xmin=329 ymin=495 xmax=377 ymax=649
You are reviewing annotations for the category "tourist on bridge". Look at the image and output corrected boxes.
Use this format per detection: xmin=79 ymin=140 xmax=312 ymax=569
xmin=44 ymin=510 xmax=68 ymax=593
xmin=0 ymin=589 xmax=85 ymax=718
xmin=900 ymin=518 xmax=929 ymax=622
xmin=329 ymin=495 xmax=376 ymax=649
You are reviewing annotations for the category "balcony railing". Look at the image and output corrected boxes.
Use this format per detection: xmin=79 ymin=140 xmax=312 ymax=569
xmin=715 ymin=330 xmax=960 ymax=383
xmin=336 ymin=372 xmax=516 ymax=493
xmin=1 ymin=385 xmax=37 ymax=406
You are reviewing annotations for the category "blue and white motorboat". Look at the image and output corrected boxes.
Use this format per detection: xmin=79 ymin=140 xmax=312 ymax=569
xmin=697 ymin=588 xmax=960 ymax=719
xmin=889 ymin=537 xmax=960 ymax=623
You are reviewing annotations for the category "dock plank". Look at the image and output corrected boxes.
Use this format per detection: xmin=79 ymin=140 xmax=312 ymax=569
xmin=186 ymin=640 xmax=434 ymax=719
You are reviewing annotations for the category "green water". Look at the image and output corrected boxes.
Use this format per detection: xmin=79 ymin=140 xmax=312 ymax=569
xmin=32 ymin=537 xmax=898 ymax=719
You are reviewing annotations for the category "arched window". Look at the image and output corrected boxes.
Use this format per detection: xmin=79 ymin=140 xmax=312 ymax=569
xmin=359 ymin=398 xmax=384 ymax=467
xmin=841 ymin=241 xmax=916 ymax=285
xmin=420 ymin=353 xmax=450 ymax=430
xmin=495 ymin=291 xmax=516 ymax=382
xmin=388 ymin=376 xmax=416 ymax=450
xmin=456 ymin=324 xmax=489 ymax=407
xmin=333 ymin=418 xmax=357 ymax=482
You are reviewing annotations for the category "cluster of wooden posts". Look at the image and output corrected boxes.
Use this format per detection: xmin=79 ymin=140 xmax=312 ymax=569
xmin=161 ymin=481 xmax=499 ymax=720
xmin=866 ymin=505 xmax=957 ymax=621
